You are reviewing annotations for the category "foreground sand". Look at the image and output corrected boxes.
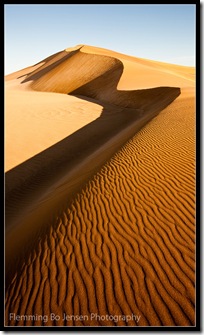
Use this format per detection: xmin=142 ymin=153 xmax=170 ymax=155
xmin=5 ymin=45 xmax=195 ymax=326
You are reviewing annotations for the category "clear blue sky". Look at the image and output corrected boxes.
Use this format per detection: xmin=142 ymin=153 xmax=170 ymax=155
xmin=4 ymin=4 xmax=196 ymax=74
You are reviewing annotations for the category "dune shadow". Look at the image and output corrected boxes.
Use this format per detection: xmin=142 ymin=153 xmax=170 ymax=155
xmin=5 ymin=50 xmax=181 ymax=287
xmin=20 ymin=48 xmax=82 ymax=83
xmin=5 ymin=86 xmax=180 ymax=230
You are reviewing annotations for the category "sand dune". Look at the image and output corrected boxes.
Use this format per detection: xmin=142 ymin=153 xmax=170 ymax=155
xmin=5 ymin=44 xmax=193 ymax=170
xmin=6 ymin=44 xmax=194 ymax=88
xmin=5 ymin=44 xmax=195 ymax=327
xmin=14 ymin=44 xmax=194 ymax=93
xmin=5 ymin=44 xmax=194 ymax=171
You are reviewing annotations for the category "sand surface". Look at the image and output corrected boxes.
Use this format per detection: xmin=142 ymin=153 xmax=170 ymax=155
xmin=5 ymin=45 xmax=195 ymax=327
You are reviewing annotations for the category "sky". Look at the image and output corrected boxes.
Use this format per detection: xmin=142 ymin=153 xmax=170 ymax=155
xmin=4 ymin=4 xmax=196 ymax=74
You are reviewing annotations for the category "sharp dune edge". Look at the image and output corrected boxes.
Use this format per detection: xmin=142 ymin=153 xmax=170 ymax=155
xmin=5 ymin=45 xmax=195 ymax=326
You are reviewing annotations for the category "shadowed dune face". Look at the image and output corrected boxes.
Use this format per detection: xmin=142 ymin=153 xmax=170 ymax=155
xmin=5 ymin=49 xmax=75 ymax=81
xmin=21 ymin=49 xmax=181 ymax=111
xmin=21 ymin=49 xmax=83 ymax=84
xmin=23 ymin=50 xmax=120 ymax=95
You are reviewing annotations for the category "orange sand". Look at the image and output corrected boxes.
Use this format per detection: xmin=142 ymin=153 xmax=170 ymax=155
xmin=5 ymin=45 xmax=195 ymax=327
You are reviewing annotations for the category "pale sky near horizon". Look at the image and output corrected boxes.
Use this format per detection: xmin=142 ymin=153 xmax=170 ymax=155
xmin=5 ymin=4 xmax=196 ymax=74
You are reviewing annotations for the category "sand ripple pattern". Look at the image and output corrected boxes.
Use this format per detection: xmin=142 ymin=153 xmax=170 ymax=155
xmin=5 ymin=93 xmax=195 ymax=327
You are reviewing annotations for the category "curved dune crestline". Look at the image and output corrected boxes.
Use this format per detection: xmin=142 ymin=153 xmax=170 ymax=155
xmin=21 ymin=46 xmax=181 ymax=111
xmin=5 ymin=45 xmax=195 ymax=326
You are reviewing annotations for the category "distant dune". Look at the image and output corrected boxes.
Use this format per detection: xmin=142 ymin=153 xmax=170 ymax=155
xmin=5 ymin=45 xmax=195 ymax=326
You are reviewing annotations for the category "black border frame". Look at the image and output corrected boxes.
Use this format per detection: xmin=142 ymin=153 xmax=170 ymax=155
xmin=2 ymin=1 xmax=201 ymax=332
